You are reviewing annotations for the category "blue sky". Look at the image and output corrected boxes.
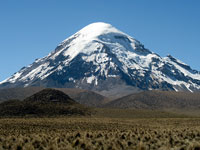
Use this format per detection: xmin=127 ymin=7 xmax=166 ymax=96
xmin=0 ymin=0 xmax=200 ymax=81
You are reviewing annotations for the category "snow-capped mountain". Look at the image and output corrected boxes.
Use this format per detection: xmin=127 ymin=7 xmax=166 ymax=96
xmin=1 ymin=22 xmax=200 ymax=94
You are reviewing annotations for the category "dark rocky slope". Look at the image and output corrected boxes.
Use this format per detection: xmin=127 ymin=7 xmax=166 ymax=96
xmin=0 ymin=89 xmax=91 ymax=116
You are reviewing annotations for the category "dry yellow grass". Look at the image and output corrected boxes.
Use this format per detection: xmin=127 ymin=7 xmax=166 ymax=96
xmin=0 ymin=117 xmax=200 ymax=149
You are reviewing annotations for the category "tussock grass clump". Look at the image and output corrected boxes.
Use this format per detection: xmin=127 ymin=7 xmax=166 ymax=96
xmin=0 ymin=118 xmax=200 ymax=149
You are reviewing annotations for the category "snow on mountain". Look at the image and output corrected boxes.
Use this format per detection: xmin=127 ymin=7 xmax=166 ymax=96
xmin=0 ymin=22 xmax=200 ymax=94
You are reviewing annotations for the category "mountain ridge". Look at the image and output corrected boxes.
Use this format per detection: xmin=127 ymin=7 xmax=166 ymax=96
xmin=0 ymin=88 xmax=91 ymax=116
xmin=104 ymin=90 xmax=200 ymax=109
xmin=0 ymin=87 xmax=108 ymax=107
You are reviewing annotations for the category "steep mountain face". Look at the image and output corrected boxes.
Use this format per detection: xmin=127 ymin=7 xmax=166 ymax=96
xmin=0 ymin=22 xmax=200 ymax=93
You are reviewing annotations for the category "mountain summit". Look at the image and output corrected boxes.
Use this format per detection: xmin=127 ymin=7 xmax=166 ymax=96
xmin=0 ymin=22 xmax=200 ymax=95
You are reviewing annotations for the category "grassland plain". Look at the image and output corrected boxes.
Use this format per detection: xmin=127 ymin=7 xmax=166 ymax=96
xmin=1 ymin=109 xmax=200 ymax=150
